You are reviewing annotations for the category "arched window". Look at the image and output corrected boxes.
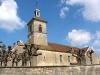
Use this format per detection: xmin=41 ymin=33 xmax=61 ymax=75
xmin=60 ymin=55 xmax=62 ymax=63
xmin=68 ymin=56 xmax=70 ymax=62
xmin=37 ymin=12 xmax=39 ymax=16
xmin=29 ymin=25 xmax=32 ymax=32
xmin=39 ymin=25 xmax=42 ymax=32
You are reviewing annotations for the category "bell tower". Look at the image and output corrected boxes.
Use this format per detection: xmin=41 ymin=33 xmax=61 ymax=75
xmin=27 ymin=7 xmax=48 ymax=46
xmin=34 ymin=9 xmax=40 ymax=18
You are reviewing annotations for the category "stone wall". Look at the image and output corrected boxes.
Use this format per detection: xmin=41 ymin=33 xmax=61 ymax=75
xmin=0 ymin=65 xmax=100 ymax=75
xmin=33 ymin=50 xmax=72 ymax=66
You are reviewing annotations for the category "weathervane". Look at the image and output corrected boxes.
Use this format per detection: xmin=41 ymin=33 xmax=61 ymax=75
xmin=35 ymin=0 xmax=39 ymax=9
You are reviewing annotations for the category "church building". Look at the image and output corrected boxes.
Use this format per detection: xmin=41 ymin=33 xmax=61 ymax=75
xmin=9 ymin=7 xmax=100 ymax=67
xmin=25 ymin=7 xmax=100 ymax=66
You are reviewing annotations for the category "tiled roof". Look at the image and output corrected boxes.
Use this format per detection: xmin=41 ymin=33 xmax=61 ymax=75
xmin=39 ymin=43 xmax=89 ymax=54
xmin=12 ymin=42 xmax=88 ymax=54
xmin=39 ymin=42 xmax=79 ymax=53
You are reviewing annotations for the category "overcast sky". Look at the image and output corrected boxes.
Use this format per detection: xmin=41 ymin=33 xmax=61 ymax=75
xmin=0 ymin=0 xmax=100 ymax=55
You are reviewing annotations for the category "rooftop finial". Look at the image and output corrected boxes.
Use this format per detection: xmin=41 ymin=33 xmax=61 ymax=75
xmin=34 ymin=0 xmax=40 ymax=18
xmin=36 ymin=0 xmax=39 ymax=9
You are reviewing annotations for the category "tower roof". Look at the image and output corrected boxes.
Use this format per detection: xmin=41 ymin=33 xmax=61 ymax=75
xmin=27 ymin=17 xmax=47 ymax=26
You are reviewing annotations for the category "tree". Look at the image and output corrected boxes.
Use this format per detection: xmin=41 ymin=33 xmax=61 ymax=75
xmin=23 ymin=44 xmax=42 ymax=66
xmin=0 ymin=42 xmax=7 ymax=66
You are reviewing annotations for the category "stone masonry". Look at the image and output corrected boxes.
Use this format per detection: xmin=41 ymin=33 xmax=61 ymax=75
xmin=0 ymin=65 xmax=100 ymax=75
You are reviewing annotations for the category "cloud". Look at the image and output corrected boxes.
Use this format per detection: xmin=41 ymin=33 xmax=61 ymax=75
xmin=67 ymin=29 xmax=92 ymax=46
xmin=93 ymin=40 xmax=100 ymax=47
xmin=60 ymin=6 xmax=69 ymax=18
xmin=92 ymin=31 xmax=100 ymax=52
xmin=60 ymin=0 xmax=100 ymax=22
xmin=92 ymin=39 xmax=100 ymax=55
xmin=67 ymin=29 xmax=100 ymax=54
xmin=0 ymin=0 xmax=25 ymax=31
xmin=96 ymin=31 xmax=100 ymax=39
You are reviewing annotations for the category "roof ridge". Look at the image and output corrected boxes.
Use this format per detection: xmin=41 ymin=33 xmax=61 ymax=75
xmin=48 ymin=42 xmax=70 ymax=47
xmin=48 ymin=42 xmax=79 ymax=49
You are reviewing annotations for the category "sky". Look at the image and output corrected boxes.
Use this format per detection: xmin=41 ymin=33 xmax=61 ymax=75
xmin=0 ymin=0 xmax=100 ymax=55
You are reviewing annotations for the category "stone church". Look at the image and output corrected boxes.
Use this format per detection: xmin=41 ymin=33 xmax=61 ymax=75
xmin=12 ymin=7 xmax=100 ymax=67
xmin=0 ymin=7 xmax=100 ymax=67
